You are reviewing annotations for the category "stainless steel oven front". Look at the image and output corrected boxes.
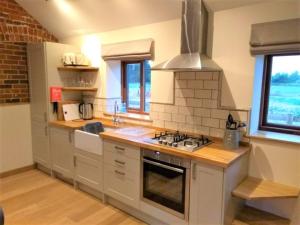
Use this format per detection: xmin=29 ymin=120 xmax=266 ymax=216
xmin=141 ymin=148 xmax=190 ymax=220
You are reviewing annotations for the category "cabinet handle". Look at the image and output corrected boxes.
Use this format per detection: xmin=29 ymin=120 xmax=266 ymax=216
xmin=114 ymin=170 xmax=125 ymax=176
xmin=114 ymin=160 xmax=126 ymax=165
xmin=115 ymin=146 xmax=125 ymax=151
xmin=73 ymin=156 xmax=77 ymax=167
xmin=192 ymin=163 xmax=197 ymax=180
xmin=44 ymin=112 xmax=47 ymax=122
xmin=68 ymin=132 xmax=72 ymax=143
xmin=45 ymin=126 xmax=48 ymax=136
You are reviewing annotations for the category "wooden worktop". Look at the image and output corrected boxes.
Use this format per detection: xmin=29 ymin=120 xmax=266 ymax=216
xmin=49 ymin=118 xmax=250 ymax=168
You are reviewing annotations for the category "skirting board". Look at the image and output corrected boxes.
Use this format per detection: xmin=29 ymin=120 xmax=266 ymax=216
xmin=0 ymin=164 xmax=36 ymax=178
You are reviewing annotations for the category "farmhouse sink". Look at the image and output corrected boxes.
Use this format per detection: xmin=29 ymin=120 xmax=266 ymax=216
xmin=74 ymin=122 xmax=115 ymax=155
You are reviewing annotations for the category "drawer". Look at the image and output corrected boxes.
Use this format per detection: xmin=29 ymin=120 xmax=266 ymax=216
xmin=104 ymin=140 xmax=140 ymax=160
xmin=104 ymin=149 xmax=140 ymax=175
xmin=104 ymin=164 xmax=140 ymax=209
xmin=74 ymin=153 xmax=103 ymax=192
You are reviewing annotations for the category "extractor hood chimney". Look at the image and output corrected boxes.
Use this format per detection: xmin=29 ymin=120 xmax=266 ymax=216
xmin=152 ymin=0 xmax=221 ymax=72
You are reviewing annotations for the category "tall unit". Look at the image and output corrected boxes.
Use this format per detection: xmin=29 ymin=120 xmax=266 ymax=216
xmin=27 ymin=42 xmax=79 ymax=169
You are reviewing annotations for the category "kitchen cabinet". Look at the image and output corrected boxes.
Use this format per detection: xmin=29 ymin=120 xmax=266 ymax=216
xmin=74 ymin=148 xmax=103 ymax=192
xmin=50 ymin=127 xmax=75 ymax=179
xmin=103 ymin=140 xmax=140 ymax=209
xmin=27 ymin=42 xmax=79 ymax=169
xmin=189 ymin=161 xmax=224 ymax=225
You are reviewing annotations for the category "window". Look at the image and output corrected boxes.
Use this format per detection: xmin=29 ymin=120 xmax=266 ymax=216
xmin=259 ymin=54 xmax=300 ymax=135
xmin=121 ymin=60 xmax=151 ymax=114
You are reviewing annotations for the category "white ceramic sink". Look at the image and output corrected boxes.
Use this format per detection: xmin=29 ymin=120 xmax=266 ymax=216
xmin=74 ymin=130 xmax=103 ymax=155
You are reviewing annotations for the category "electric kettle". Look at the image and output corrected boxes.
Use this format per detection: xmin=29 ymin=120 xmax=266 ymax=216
xmin=79 ymin=103 xmax=93 ymax=120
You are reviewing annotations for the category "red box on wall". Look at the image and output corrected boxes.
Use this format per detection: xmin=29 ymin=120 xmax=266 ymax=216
xmin=50 ymin=87 xmax=62 ymax=102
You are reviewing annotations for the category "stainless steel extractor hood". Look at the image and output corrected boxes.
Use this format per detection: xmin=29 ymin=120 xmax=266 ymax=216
xmin=152 ymin=0 xmax=221 ymax=72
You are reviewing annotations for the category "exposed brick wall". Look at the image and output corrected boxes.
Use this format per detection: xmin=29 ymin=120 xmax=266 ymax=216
xmin=0 ymin=0 xmax=58 ymax=104
xmin=0 ymin=42 xmax=28 ymax=103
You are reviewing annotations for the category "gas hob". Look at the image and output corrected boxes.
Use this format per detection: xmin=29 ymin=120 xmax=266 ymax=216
xmin=144 ymin=130 xmax=212 ymax=152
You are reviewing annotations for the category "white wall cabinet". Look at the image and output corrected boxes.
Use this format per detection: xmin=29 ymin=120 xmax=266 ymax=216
xmin=103 ymin=140 xmax=140 ymax=209
xmin=189 ymin=161 xmax=224 ymax=225
xmin=50 ymin=127 xmax=75 ymax=179
xmin=74 ymin=149 xmax=103 ymax=192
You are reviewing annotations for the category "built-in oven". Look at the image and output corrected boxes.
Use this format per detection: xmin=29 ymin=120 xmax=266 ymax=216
xmin=141 ymin=148 xmax=190 ymax=220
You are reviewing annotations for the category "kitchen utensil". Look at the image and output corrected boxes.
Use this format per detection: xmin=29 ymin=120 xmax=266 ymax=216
xmin=57 ymin=100 xmax=81 ymax=121
xmin=62 ymin=103 xmax=80 ymax=121
xmin=223 ymin=129 xmax=240 ymax=149
xmin=79 ymin=103 xmax=94 ymax=120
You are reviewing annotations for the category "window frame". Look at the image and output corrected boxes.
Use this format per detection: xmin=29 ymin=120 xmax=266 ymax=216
xmin=121 ymin=60 xmax=149 ymax=115
xmin=259 ymin=53 xmax=300 ymax=135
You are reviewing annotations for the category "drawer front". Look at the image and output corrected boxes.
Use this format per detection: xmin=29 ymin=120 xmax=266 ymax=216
xmin=104 ymin=164 xmax=140 ymax=209
xmin=104 ymin=149 xmax=140 ymax=175
xmin=104 ymin=140 xmax=140 ymax=160
xmin=74 ymin=154 xmax=103 ymax=192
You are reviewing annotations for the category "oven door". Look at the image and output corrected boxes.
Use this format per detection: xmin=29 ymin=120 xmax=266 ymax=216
xmin=142 ymin=157 xmax=188 ymax=219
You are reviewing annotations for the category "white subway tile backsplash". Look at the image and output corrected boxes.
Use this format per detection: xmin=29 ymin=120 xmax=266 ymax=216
xmin=186 ymin=98 xmax=202 ymax=107
xmin=186 ymin=116 xmax=202 ymax=125
xmin=202 ymin=118 xmax=219 ymax=128
xmin=203 ymin=80 xmax=219 ymax=90
xmin=211 ymin=109 xmax=229 ymax=119
xmin=194 ymin=125 xmax=210 ymax=135
xmin=149 ymin=71 xmax=248 ymax=139
xmin=194 ymin=108 xmax=211 ymax=117
xmin=172 ymin=114 xmax=186 ymax=123
xmin=187 ymin=80 xmax=204 ymax=89
xmin=175 ymin=80 xmax=188 ymax=89
xmin=149 ymin=111 xmax=159 ymax=120
xmin=175 ymin=97 xmax=187 ymax=106
xmin=158 ymin=112 xmax=172 ymax=121
xmin=212 ymin=72 xmax=219 ymax=81
xmin=209 ymin=128 xmax=225 ymax=138
xmin=196 ymin=72 xmax=213 ymax=80
xmin=211 ymin=90 xmax=219 ymax=99
xmin=179 ymin=72 xmax=196 ymax=80
xmin=175 ymin=89 xmax=194 ymax=98
xmin=195 ymin=90 xmax=211 ymax=99
xmin=164 ymin=105 xmax=179 ymax=113
xmin=153 ymin=120 xmax=165 ymax=128
xmin=178 ymin=106 xmax=193 ymax=116
xmin=165 ymin=121 xmax=178 ymax=130
xmin=202 ymin=99 xmax=218 ymax=109
xmin=151 ymin=103 xmax=165 ymax=112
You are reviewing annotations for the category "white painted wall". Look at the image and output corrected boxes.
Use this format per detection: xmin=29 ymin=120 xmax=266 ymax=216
xmin=62 ymin=19 xmax=180 ymax=104
xmin=0 ymin=104 xmax=33 ymax=173
xmin=212 ymin=0 xmax=300 ymax=109
xmin=212 ymin=1 xmax=300 ymax=222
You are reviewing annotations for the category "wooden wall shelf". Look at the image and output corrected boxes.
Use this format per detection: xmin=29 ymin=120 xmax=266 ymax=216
xmin=57 ymin=66 xmax=99 ymax=72
xmin=62 ymin=87 xmax=98 ymax=92
xmin=232 ymin=176 xmax=300 ymax=200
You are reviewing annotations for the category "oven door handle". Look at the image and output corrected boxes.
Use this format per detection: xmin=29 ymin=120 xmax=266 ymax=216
xmin=143 ymin=158 xmax=184 ymax=173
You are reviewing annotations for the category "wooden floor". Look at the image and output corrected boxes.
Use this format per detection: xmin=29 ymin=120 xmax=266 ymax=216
xmin=0 ymin=169 xmax=147 ymax=225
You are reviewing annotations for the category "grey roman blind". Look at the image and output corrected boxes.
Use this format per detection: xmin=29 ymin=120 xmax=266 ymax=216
xmin=102 ymin=38 xmax=154 ymax=61
xmin=250 ymin=18 xmax=300 ymax=55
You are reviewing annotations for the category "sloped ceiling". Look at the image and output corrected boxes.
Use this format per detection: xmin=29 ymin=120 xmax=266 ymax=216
xmin=16 ymin=0 xmax=272 ymax=40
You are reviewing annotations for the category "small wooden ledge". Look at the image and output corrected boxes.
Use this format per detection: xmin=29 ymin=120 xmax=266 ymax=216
xmin=232 ymin=176 xmax=300 ymax=200
xmin=232 ymin=206 xmax=290 ymax=225
xmin=57 ymin=66 xmax=99 ymax=72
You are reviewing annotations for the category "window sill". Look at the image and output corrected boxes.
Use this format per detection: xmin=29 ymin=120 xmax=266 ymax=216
xmin=103 ymin=112 xmax=152 ymax=122
xmin=249 ymin=130 xmax=300 ymax=145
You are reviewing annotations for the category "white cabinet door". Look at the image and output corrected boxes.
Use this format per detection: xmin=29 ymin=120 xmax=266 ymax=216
xmin=74 ymin=150 xmax=103 ymax=192
xmin=50 ymin=127 xmax=74 ymax=178
xmin=189 ymin=161 xmax=224 ymax=225
xmin=31 ymin=121 xmax=50 ymax=168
